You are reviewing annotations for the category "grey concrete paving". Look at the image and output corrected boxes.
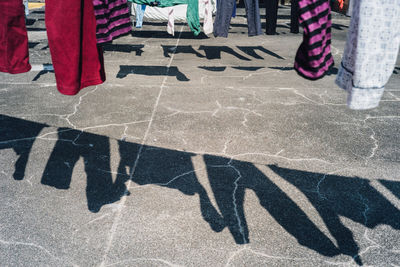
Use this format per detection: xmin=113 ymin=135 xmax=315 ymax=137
xmin=1 ymin=5 xmax=400 ymax=267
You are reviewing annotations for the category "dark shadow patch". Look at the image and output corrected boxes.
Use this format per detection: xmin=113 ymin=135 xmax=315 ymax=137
xmin=26 ymin=28 xmax=46 ymax=32
xmin=0 ymin=115 xmax=48 ymax=180
xmin=269 ymin=66 xmax=294 ymax=71
xmin=237 ymin=46 xmax=284 ymax=60
xmin=26 ymin=19 xmax=36 ymax=26
xmin=2 ymin=115 xmax=400 ymax=265
xmin=232 ymin=66 xmax=265 ymax=71
xmin=103 ymin=44 xmax=145 ymax=56
xmin=198 ymin=66 xmax=227 ymax=72
xmin=41 ymin=128 xmax=129 ymax=213
xmin=331 ymin=23 xmax=349 ymax=31
xmin=28 ymin=42 xmax=40 ymax=49
xmin=198 ymin=46 xmax=251 ymax=61
xmin=117 ymin=65 xmax=189 ymax=81
xmin=32 ymin=69 xmax=55 ymax=82
xmin=162 ymin=45 xmax=205 ymax=58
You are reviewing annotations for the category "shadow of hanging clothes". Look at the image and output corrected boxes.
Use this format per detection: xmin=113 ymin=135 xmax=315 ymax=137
xmin=231 ymin=66 xmax=265 ymax=71
xmin=28 ymin=42 xmax=40 ymax=49
xmin=198 ymin=46 xmax=251 ymax=61
xmin=202 ymin=155 xmax=339 ymax=254
xmin=269 ymin=165 xmax=400 ymax=265
xmin=379 ymin=180 xmax=400 ymax=200
xmin=0 ymin=115 xmax=48 ymax=180
xmin=236 ymin=46 xmax=285 ymax=60
xmin=198 ymin=66 xmax=227 ymax=72
xmin=41 ymin=128 xmax=128 ymax=213
xmin=102 ymin=44 xmax=145 ymax=56
xmin=32 ymin=70 xmax=55 ymax=82
xmin=162 ymin=45 xmax=205 ymax=58
xmin=117 ymin=141 xmax=225 ymax=232
xmin=268 ymin=66 xmax=294 ymax=71
xmin=117 ymin=65 xmax=190 ymax=81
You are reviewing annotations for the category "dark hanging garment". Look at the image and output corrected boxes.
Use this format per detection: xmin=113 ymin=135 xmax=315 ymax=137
xmin=92 ymin=0 xmax=133 ymax=44
xmin=294 ymin=0 xmax=334 ymax=80
xmin=46 ymin=0 xmax=106 ymax=95
xmin=265 ymin=0 xmax=299 ymax=35
xmin=290 ymin=0 xmax=299 ymax=33
xmin=213 ymin=0 xmax=262 ymax=37
xmin=0 ymin=0 xmax=31 ymax=74
xmin=265 ymin=0 xmax=279 ymax=35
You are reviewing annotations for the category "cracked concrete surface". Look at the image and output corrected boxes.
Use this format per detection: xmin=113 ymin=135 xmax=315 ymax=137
xmin=1 ymin=5 xmax=400 ymax=267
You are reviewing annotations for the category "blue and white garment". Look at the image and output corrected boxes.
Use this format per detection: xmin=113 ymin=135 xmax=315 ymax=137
xmin=335 ymin=0 xmax=400 ymax=110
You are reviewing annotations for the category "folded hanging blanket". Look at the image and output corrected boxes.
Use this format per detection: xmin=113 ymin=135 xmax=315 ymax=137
xmin=129 ymin=0 xmax=201 ymax=35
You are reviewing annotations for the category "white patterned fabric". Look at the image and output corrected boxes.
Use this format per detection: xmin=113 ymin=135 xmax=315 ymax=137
xmin=335 ymin=0 xmax=400 ymax=110
xmin=132 ymin=0 xmax=215 ymax=35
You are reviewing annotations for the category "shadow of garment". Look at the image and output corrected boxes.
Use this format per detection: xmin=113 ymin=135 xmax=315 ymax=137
xmin=41 ymin=128 xmax=128 ymax=212
xmin=117 ymin=65 xmax=190 ymax=81
xmin=237 ymin=46 xmax=284 ymax=60
xmin=117 ymin=141 xmax=225 ymax=232
xmin=0 ymin=115 xmax=48 ymax=180
xmin=102 ymin=44 xmax=145 ymax=56
xmin=203 ymin=155 xmax=339 ymax=254
xmin=269 ymin=165 xmax=400 ymax=264
xmin=379 ymin=180 xmax=400 ymax=200
xmin=162 ymin=45 xmax=205 ymax=58
xmin=32 ymin=70 xmax=55 ymax=82
xmin=198 ymin=46 xmax=251 ymax=61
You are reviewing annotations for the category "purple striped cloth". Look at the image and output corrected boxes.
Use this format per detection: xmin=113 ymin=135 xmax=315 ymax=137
xmin=294 ymin=0 xmax=334 ymax=79
xmin=93 ymin=0 xmax=132 ymax=44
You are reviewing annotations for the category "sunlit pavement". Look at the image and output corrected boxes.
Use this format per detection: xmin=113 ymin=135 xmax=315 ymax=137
xmin=1 ymin=5 xmax=400 ymax=266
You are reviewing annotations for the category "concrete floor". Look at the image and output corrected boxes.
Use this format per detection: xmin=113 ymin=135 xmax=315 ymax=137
xmin=1 ymin=6 xmax=400 ymax=267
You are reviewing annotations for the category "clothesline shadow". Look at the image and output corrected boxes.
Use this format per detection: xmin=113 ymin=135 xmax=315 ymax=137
xmin=2 ymin=114 xmax=400 ymax=265
xmin=116 ymin=65 xmax=189 ymax=81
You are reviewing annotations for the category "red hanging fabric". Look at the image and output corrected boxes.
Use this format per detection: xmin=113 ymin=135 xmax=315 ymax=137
xmin=0 ymin=0 xmax=31 ymax=74
xmin=45 ymin=0 xmax=106 ymax=95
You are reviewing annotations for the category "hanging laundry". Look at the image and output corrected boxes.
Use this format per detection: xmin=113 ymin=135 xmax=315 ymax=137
xmin=213 ymin=0 xmax=262 ymax=38
xmin=264 ymin=0 xmax=299 ymax=35
xmin=294 ymin=0 xmax=334 ymax=80
xmin=135 ymin=4 xmax=147 ymax=28
xmin=265 ymin=0 xmax=279 ymax=35
xmin=335 ymin=0 xmax=400 ymax=110
xmin=129 ymin=0 xmax=201 ymax=36
xmin=132 ymin=0 xmax=214 ymax=35
xmin=0 ymin=0 xmax=31 ymax=74
xmin=46 ymin=0 xmax=106 ymax=95
xmin=92 ymin=0 xmax=132 ymax=44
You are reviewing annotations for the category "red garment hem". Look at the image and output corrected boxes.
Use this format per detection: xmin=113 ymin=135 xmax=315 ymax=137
xmin=0 ymin=64 xmax=31 ymax=74
xmin=57 ymin=78 xmax=105 ymax=96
